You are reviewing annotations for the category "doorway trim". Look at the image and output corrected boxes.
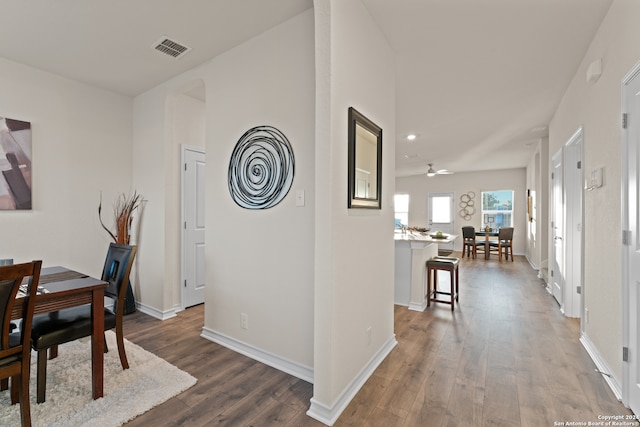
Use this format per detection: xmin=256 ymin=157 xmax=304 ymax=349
xmin=180 ymin=144 xmax=206 ymax=310
xmin=563 ymin=127 xmax=584 ymax=320
xmin=621 ymin=59 xmax=640 ymax=410
xmin=550 ymin=149 xmax=564 ymax=306
xmin=427 ymin=192 xmax=455 ymax=252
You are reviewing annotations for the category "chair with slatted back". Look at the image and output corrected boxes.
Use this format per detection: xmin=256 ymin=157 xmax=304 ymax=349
xmin=30 ymin=244 xmax=136 ymax=403
xmin=0 ymin=260 xmax=42 ymax=427
xmin=489 ymin=227 xmax=514 ymax=261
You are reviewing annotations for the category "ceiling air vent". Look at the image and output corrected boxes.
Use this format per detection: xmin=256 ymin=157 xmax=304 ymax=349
xmin=152 ymin=36 xmax=191 ymax=59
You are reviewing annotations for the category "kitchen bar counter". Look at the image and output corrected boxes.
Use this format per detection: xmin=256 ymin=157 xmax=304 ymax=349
xmin=394 ymin=231 xmax=458 ymax=310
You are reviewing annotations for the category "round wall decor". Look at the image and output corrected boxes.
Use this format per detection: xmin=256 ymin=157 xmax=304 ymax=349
xmin=228 ymin=126 xmax=295 ymax=209
xmin=459 ymin=191 xmax=476 ymax=220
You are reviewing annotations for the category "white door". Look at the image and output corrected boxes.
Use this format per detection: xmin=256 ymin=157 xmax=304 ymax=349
xmin=623 ymin=63 xmax=640 ymax=414
xmin=551 ymin=150 xmax=564 ymax=307
xmin=182 ymin=146 xmax=206 ymax=308
xmin=563 ymin=130 xmax=584 ymax=319
xmin=428 ymin=192 xmax=454 ymax=251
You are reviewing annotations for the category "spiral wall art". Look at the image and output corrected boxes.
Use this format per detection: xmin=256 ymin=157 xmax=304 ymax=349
xmin=228 ymin=125 xmax=295 ymax=209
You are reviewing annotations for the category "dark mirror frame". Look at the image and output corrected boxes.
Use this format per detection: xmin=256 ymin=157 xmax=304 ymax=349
xmin=348 ymin=107 xmax=382 ymax=209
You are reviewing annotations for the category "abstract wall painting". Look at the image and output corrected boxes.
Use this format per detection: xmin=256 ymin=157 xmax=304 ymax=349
xmin=228 ymin=125 xmax=294 ymax=209
xmin=0 ymin=117 xmax=32 ymax=210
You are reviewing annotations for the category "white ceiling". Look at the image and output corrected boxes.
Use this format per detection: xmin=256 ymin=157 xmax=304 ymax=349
xmin=0 ymin=0 xmax=613 ymax=177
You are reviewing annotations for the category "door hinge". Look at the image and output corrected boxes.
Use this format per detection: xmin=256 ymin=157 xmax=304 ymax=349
xmin=623 ymin=113 xmax=628 ymax=129
xmin=551 ymin=172 xmax=555 ymax=180
xmin=624 ymin=346 xmax=629 ymax=362
xmin=184 ymin=163 xmax=187 ymax=171
xmin=577 ymin=286 xmax=581 ymax=294
xmin=623 ymin=230 xmax=632 ymax=246
xmin=550 ymin=270 xmax=554 ymax=277
xmin=184 ymin=280 xmax=187 ymax=288
xmin=184 ymin=221 xmax=187 ymax=229
xmin=577 ymin=161 xmax=581 ymax=169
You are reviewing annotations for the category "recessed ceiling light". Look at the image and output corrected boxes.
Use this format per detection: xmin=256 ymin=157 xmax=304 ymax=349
xmin=407 ymin=134 xmax=416 ymax=141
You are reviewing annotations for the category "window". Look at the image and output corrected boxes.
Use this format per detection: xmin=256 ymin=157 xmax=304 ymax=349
xmin=481 ymin=190 xmax=514 ymax=229
xmin=394 ymin=194 xmax=409 ymax=228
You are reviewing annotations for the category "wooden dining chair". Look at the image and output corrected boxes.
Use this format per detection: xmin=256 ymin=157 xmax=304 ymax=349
xmin=1 ymin=260 xmax=42 ymax=427
xmin=489 ymin=227 xmax=514 ymax=261
xmin=461 ymin=226 xmax=477 ymax=258
xmin=30 ymin=244 xmax=136 ymax=403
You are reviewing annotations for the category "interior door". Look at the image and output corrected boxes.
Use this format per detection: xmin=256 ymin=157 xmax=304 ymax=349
xmin=428 ymin=192 xmax=454 ymax=251
xmin=623 ymin=64 xmax=640 ymax=414
xmin=551 ymin=150 xmax=564 ymax=307
xmin=182 ymin=146 xmax=206 ymax=308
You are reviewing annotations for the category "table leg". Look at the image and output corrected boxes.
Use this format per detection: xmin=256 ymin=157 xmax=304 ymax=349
xmin=485 ymin=235 xmax=489 ymax=259
xmin=91 ymin=287 xmax=105 ymax=399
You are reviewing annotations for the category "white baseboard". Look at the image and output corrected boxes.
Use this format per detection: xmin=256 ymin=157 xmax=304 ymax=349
xmin=408 ymin=300 xmax=427 ymax=312
xmin=306 ymin=335 xmax=398 ymax=426
xmin=200 ymin=327 xmax=314 ymax=384
xmin=580 ymin=332 xmax=622 ymax=401
xmin=524 ymin=254 xmax=539 ymax=271
xmin=135 ymin=302 xmax=178 ymax=320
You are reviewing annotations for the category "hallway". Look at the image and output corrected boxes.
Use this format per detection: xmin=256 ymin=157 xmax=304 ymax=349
xmin=339 ymin=254 xmax=630 ymax=426
xmin=122 ymin=254 xmax=630 ymax=426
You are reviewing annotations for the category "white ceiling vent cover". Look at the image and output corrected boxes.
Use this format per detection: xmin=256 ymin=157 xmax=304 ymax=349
xmin=152 ymin=36 xmax=191 ymax=59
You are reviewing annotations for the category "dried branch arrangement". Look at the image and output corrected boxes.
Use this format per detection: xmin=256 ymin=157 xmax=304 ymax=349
xmin=98 ymin=191 xmax=143 ymax=244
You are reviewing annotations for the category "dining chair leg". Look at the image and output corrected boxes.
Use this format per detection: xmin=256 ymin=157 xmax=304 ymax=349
xmin=18 ymin=367 xmax=31 ymax=427
xmin=115 ymin=323 xmax=129 ymax=370
xmin=49 ymin=345 xmax=58 ymax=360
xmin=10 ymin=375 xmax=18 ymax=404
xmin=37 ymin=349 xmax=47 ymax=403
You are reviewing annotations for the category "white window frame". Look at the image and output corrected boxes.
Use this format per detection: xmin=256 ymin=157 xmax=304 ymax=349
xmin=481 ymin=190 xmax=514 ymax=229
xmin=394 ymin=194 xmax=409 ymax=228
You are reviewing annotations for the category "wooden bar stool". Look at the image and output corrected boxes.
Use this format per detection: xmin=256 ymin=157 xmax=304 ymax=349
xmin=426 ymin=256 xmax=460 ymax=311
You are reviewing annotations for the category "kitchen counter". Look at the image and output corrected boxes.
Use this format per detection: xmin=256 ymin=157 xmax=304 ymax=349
xmin=394 ymin=231 xmax=458 ymax=310
xmin=394 ymin=231 xmax=457 ymax=244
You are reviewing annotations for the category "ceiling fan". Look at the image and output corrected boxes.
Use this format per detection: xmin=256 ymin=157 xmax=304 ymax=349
xmin=426 ymin=163 xmax=453 ymax=177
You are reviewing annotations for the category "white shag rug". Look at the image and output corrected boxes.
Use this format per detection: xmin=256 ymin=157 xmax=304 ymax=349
xmin=0 ymin=331 xmax=197 ymax=427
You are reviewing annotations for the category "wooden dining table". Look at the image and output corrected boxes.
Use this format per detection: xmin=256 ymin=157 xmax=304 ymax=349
xmin=12 ymin=266 xmax=108 ymax=400
xmin=475 ymin=229 xmax=499 ymax=259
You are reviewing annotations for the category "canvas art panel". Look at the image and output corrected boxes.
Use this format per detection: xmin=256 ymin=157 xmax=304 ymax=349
xmin=0 ymin=117 xmax=32 ymax=210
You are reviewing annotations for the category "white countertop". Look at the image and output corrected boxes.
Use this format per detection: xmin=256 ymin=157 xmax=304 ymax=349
xmin=394 ymin=231 xmax=457 ymax=244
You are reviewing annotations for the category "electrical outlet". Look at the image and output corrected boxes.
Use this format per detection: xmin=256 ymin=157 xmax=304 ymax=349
xmin=241 ymin=313 xmax=249 ymax=330
xmin=585 ymin=308 xmax=589 ymax=324
xmin=366 ymin=326 xmax=372 ymax=346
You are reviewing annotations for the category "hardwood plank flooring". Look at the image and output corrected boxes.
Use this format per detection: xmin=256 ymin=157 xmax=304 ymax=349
xmin=122 ymin=254 xmax=631 ymax=426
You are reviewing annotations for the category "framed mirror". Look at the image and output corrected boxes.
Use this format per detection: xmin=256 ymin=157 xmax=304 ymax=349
xmin=348 ymin=107 xmax=382 ymax=209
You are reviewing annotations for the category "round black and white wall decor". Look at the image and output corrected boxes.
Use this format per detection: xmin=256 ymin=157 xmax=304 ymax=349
xmin=228 ymin=125 xmax=295 ymax=209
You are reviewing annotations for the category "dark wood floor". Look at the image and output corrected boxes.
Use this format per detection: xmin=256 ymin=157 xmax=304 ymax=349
xmin=123 ymin=253 xmax=631 ymax=426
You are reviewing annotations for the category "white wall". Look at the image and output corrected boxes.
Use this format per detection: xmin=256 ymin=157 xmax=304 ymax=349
xmin=309 ymin=0 xmax=396 ymax=424
xmin=548 ymin=0 xmax=640 ymax=383
xmin=0 ymin=57 xmax=133 ymax=277
xmin=133 ymin=9 xmax=315 ymax=372
xmin=395 ymin=168 xmax=527 ymax=255
xmin=204 ymin=10 xmax=315 ymax=370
